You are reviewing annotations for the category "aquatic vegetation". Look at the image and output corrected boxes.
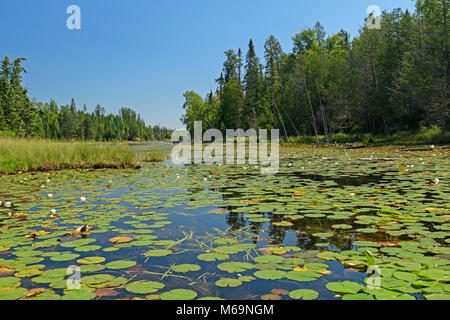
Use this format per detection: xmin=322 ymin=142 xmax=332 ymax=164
xmin=0 ymin=145 xmax=448 ymax=300
xmin=0 ymin=138 xmax=138 ymax=174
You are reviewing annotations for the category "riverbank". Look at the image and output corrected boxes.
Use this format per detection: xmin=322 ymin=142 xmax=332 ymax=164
xmin=0 ymin=138 xmax=141 ymax=174
xmin=281 ymin=126 xmax=449 ymax=146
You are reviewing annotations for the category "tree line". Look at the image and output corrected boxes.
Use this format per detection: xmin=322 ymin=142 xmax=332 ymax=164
xmin=181 ymin=0 xmax=449 ymax=142
xmin=0 ymin=57 xmax=172 ymax=141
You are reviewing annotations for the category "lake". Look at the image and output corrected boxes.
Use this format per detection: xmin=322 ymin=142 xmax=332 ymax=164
xmin=0 ymin=145 xmax=448 ymax=300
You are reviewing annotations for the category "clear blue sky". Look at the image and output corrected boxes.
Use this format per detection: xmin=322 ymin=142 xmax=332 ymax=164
xmin=0 ymin=0 xmax=416 ymax=129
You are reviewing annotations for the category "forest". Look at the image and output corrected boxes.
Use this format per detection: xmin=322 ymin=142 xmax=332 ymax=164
xmin=181 ymin=0 xmax=449 ymax=143
xmin=0 ymin=57 xmax=172 ymax=141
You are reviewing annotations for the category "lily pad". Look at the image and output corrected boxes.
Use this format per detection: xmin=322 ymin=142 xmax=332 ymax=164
xmin=77 ymin=256 xmax=106 ymax=265
xmin=289 ymin=289 xmax=319 ymax=300
xmin=160 ymin=289 xmax=197 ymax=300
xmin=215 ymin=278 xmax=243 ymax=288
xmin=254 ymin=270 xmax=286 ymax=280
xmin=326 ymin=281 xmax=364 ymax=294
xmin=105 ymin=260 xmax=137 ymax=270
xmin=172 ymin=264 xmax=201 ymax=273
xmin=144 ymin=249 xmax=172 ymax=257
xmin=126 ymin=281 xmax=165 ymax=294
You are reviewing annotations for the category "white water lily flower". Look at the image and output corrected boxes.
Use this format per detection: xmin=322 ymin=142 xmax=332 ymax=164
xmin=80 ymin=197 xmax=87 ymax=202
xmin=48 ymin=194 xmax=53 ymax=198
xmin=50 ymin=209 xmax=56 ymax=214
xmin=350 ymin=193 xmax=356 ymax=196
xmin=0 ymin=201 xmax=2 ymax=206
xmin=203 ymin=178 xmax=208 ymax=181
xmin=288 ymin=163 xmax=292 ymax=167
xmin=434 ymin=178 xmax=440 ymax=185
xmin=46 ymin=179 xmax=51 ymax=183
xmin=5 ymin=202 xmax=11 ymax=208
xmin=40 ymin=185 xmax=45 ymax=189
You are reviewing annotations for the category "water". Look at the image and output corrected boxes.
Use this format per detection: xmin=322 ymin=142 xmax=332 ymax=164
xmin=0 ymin=145 xmax=448 ymax=300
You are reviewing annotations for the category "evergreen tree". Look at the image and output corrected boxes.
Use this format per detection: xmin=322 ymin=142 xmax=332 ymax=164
xmin=243 ymin=39 xmax=261 ymax=129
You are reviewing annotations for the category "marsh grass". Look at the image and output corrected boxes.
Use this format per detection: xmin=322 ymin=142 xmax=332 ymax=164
xmin=131 ymin=145 xmax=169 ymax=162
xmin=281 ymin=126 xmax=449 ymax=145
xmin=140 ymin=150 xmax=167 ymax=162
xmin=0 ymin=138 xmax=139 ymax=174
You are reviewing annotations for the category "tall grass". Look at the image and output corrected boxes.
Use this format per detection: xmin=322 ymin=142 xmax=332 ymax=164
xmin=280 ymin=126 xmax=449 ymax=145
xmin=0 ymin=138 xmax=139 ymax=174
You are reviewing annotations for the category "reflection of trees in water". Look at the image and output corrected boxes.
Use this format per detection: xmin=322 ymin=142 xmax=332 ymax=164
xmin=225 ymin=212 xmax=246 ymax=231
xmin=289 ymin=172 xmax=385 ymax=187
xmin=223 ymin=209 xmax=357 ymax=251
xmin=267 ymin=224 xmax=288 ymax=245
xmin=218 ymin=185 xmax=359 ymax=251
xmin=248 ymin=222 xmax=263 ymax=244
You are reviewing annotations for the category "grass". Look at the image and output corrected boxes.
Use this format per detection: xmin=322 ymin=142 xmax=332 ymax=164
xmin=281 ymin=126 xmax=449 ymax=146
xmin=0 ymin=138 xmax=140 ymax=174
xmin=140 ymin=150 xmax=167 ymax=162
xmin=132 ymin=144 xmax=170 ymax=162
xmin=380 ymin=126 xmax=450 ymax=145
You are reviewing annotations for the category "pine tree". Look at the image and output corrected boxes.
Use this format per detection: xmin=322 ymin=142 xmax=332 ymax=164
xmin=243 ymin=39 xmax=260 ymax=129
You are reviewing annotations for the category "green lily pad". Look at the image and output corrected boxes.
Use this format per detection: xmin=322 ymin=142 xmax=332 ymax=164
xmin=253 ymin=255 xmax=284 ymax=264
xmin=126 ymin=281 xmax=165 ymax=294
xmin=172 ymin=264 xmax=201 ymax=273
xmin=82 ymin=274 xmax=115 ymax=285
xmin=215 ymin=278 xmax=243 ymax=288
xmin=0 ymin=287 xmax=28 ymax=300
xmin=77 ymin=256 xmax=106 ymax=265
xmin=144 ymin=249 xmax=172 ymax=257
xmin=105 ymin=260 xmax=137 ymax=270
xmin=197 ymin=252 xmax=230 ymax=261
xmin=74 ymin=245 xmax=102 ymax=253
xmin=50 ymin=253 xmax=80 ymax=262
xmin=217 ymin=262 xmax=254 ymax=273
xmin=62 ymin=287 xmax=96 ymax=300
xmin=160 ymin=289 xmax=197 ymax=300
xmin=289 ymin=289 xmax=319 ymax=300
xmin=254 ymin=270 xmax=286 ymax=280
xmin=326 ymin=281 xmax=364 ymax=294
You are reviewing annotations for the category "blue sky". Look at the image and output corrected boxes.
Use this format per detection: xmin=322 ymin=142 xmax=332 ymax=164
xmin=0 ymin=0 xmax=416 ymax=128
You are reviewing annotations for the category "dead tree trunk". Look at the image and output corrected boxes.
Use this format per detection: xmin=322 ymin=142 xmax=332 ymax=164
xmin=303 ymin=74 xmax=319 ymax=146
xmin=315 ymin=78 xmax=330 ymax=143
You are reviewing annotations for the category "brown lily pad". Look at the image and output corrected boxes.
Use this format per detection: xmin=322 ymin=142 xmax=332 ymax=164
xmin=271 ymin=289 xmax=289 ymax=296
